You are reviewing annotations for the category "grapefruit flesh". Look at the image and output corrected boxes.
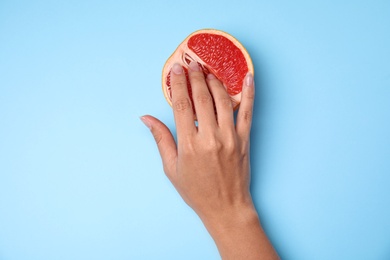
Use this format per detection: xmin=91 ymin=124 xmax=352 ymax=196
xmin=162 ymin=29 xmax=254 ymax=111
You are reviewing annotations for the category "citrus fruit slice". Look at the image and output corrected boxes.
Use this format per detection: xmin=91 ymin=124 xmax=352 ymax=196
xmin=162 ymin=29 xmax=254 ymax=112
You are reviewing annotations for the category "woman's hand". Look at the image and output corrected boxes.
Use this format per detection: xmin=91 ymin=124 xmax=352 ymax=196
xmin=141 ymin=61 xmax=279 ymax=260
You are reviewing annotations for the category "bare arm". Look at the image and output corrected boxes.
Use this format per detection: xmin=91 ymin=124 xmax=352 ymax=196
xmin=141 ymin=61 xmax=279 ymax=260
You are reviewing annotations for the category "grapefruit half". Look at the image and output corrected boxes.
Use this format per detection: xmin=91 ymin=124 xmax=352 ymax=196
xmin=162 ymin=29 xmax=254 ymax=111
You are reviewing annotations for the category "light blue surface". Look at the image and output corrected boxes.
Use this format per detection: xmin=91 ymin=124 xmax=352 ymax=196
xmin=1 ymin=1 xmax=389 ymax=259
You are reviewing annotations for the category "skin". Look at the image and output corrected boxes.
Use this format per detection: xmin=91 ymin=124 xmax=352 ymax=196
xmin=141 ymin=61 xmax=279 ymax=260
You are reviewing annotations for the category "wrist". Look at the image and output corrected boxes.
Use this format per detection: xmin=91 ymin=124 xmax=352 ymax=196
xmin=199 ymin=203 xmax=279 ymax=260
xmin=201 ymin=203 xmax=261 ymax=239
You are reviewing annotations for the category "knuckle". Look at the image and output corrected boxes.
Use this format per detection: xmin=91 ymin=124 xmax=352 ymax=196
xmin=205 ymin=141 xmax=221 ymax=153
xmin=152 ymin=131 xmax=163 ymax=145
xmin=240 ymin=142 xmax=250 ymax=155
xmin=195 ymin=94 xmax=212 ymax=104
xmin=163 ymin=160 xmax=176 ymax=179
xmin=244 ymin=88 xmax=255 ymax=100
xmin=242 ymin=110 xmax=252 ymax=122
xmin=173 ymin=98 xmax=192 ymax=112
xmin=203 ymin=137 xmax=222 ymax=153
xmin=217 ymin=97 xmax=233 ymax=109
xmin=162 ymin=163 xmax=171 ymax=176
xmin=172 ymin=80 xmax=187 ymax=90
xmin=220 ymin=132 xmax=237 ymax=154
xmin=224 ymin=138 xmax=236 ymax=153
xmin=190 ymin=72 xmax=205 ymax=83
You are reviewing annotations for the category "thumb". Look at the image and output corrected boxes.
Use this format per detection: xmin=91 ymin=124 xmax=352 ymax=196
xmin=140 ymin=115 xmax=177 ymax=178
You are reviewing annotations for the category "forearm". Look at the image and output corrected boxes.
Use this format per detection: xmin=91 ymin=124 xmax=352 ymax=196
xmin=202 ymin=205 xmax=279 ymax=260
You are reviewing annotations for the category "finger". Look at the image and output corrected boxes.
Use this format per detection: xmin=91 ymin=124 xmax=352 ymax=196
xmin=170 ymin=63 xmax=196 ymax=137
xmin=140 ymin=115 xmax=177 ymax=181
xmin=206 ymin=73 xmax=234 ymax=129
xmin=236 ymin=72 xmax=255 ymax=141
xmin=188 ymin=61 xmax=217 ymax=129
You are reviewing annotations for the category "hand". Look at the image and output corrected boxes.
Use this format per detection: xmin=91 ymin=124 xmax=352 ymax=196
xmin=141 ymin=61 xmax=279 ymax=260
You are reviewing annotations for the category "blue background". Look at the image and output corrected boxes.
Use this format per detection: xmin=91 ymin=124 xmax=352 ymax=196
xmin=1 ymin=0 xmax=389 ymax=259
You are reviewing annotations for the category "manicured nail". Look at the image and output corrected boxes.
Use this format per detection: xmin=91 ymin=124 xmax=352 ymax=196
xmin=207 ymin=73 xmax=216 ymax=80
xmin=189 ymin=61 xmax=200 ymax=71
xmin=140 ymin=116 xmax=152 ymax=130
xmin=245 ymin=72 xmax=253 ymax=87
xmin=172 ymin=63 xmax=183 ymax=75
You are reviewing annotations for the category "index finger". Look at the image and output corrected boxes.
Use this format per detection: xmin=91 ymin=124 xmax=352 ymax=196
xmin=170 ymin=63 xmax=196 ymax=138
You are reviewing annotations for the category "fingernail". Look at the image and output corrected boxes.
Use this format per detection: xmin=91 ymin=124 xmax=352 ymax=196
xmin=189 ymin=61 xmax=200 ymax=71
xmin=207 ymin=73 xmax=216 ymax=80
xmin=140 ymin=116 xmax=152 ymax=130
xmin=245 ymin=72 xmax=253 ymax=87
xmin=172 ymin=63 xmax=183 ymax=75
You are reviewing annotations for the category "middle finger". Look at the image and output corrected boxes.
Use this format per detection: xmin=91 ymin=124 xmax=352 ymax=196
xmin=188 ymin=61 xmax=217 ymax=129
